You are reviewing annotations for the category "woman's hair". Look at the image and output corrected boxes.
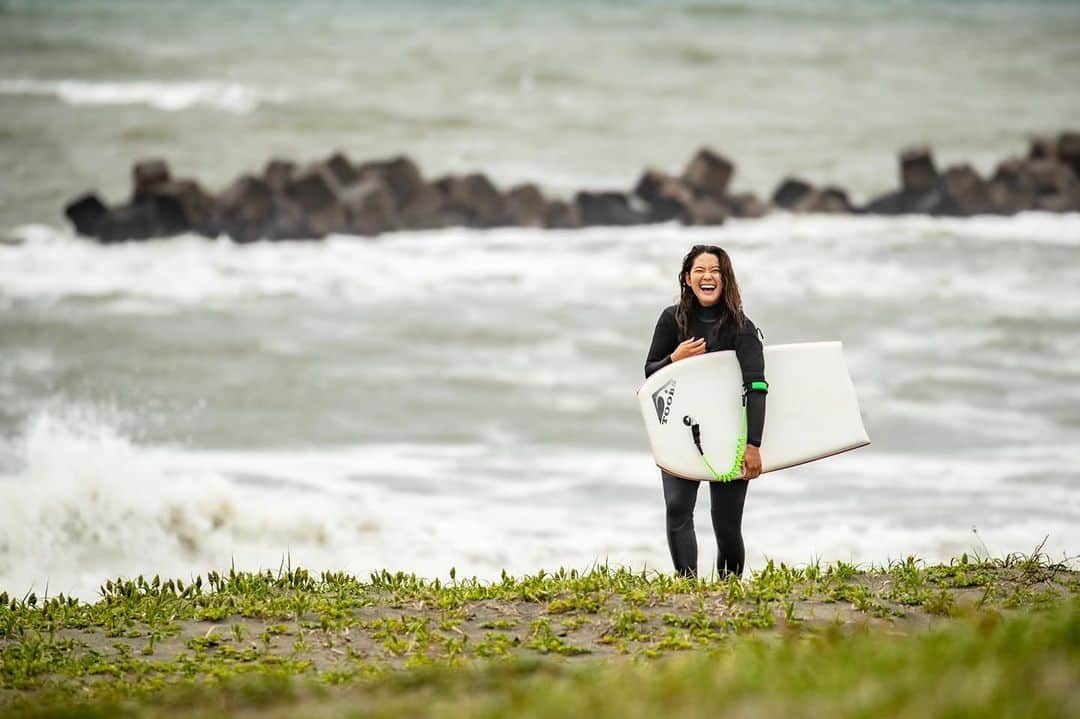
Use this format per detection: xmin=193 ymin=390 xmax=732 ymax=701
xmin=675 ymin=244 xmax=744 ymax=337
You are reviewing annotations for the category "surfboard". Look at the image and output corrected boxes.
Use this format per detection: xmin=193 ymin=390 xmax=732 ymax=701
xmin=637 ymin=341 xmax=869 ymax=481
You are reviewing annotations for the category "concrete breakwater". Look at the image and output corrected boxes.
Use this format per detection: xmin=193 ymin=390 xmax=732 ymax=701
xmin=64 ymin=132 xmax=1080 ymax=243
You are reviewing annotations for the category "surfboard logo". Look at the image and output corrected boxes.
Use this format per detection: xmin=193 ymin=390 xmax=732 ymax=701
xmin=651 ymin=380 xmax=677 ymax=425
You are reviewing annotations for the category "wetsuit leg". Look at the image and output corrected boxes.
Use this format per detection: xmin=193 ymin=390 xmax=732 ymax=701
xmin=661 ymin=472 xmax=700 ymax=577
xmin=708 ymin=479 xmax=749 ymax=578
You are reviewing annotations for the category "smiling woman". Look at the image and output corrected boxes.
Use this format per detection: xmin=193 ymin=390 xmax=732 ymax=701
xmin=644 ymin=245 xmax=767 ymax=579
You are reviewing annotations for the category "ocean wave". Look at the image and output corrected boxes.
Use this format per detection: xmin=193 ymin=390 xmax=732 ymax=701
xmin=3 ymin=214 xmax=1079 ymax=318
xmin=0 ymin=77 xmax=276 ymax=114
xmin=0 ymin=409 xmax=654 ymax=600
xmin=0 ymin=407 xmax=1076 ymax=600
xmin=0 ymin=410 xmax=393 ymax=600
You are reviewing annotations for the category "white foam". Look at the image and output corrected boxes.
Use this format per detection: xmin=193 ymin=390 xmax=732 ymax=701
xmin=5 ymin=214 xmax=1079 ymax=318
xmin=730 ymin=211 xmax=1080 ymax=248
xmin=0 ymin=410 xmax=382 ymax=599
xmin=0 ymin=409 xmax=1076 ymax=599
xmin=0 ymin=78 xmax=276 ymax=114
xmin=3 ymin=214 xmax=1079 ymax=596
xmin=0 ymin=410 xmax=649 ymax=599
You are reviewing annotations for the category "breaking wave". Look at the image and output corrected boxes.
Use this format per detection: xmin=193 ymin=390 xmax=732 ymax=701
xmin=0 ymin=78 xmax=276 ymax=114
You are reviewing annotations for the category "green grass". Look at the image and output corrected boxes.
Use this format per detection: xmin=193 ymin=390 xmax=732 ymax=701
xmin=0 ymin=550 xmax=1076 ymax=717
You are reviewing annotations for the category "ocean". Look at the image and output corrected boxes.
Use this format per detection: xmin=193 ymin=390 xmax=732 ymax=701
xmin=1 ymin=0 xmax=1079 ymax=599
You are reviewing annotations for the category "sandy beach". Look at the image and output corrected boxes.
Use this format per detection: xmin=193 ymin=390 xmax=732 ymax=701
xmin=2 ymin=554 xmax=1078 ymax=716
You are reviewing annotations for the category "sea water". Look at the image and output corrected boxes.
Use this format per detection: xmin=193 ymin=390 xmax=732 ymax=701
xmin=1 ymin=0 xmax=1079 ymax=599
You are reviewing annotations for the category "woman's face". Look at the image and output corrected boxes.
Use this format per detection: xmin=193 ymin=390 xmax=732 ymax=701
xmin=686 ymin=252 xmax=723 ymax=307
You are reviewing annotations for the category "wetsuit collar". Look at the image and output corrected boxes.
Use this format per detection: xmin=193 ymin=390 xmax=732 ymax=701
xmin=694 ymin=302 xmax=727 ymax=323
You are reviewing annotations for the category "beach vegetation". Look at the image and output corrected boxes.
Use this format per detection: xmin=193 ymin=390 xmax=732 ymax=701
xmin=0 ymin=551 xmax=1075 ymax=716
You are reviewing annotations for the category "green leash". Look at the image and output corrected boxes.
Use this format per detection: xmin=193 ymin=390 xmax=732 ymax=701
xmin=684 ymin=408 xmax=747 ymax=482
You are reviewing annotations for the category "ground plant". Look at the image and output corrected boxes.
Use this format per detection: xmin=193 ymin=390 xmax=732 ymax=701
xmin=0 ymin=549 xmax=1076 ymax=718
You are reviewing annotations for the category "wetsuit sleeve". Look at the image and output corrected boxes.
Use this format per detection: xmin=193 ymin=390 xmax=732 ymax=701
xmin=644 ymin=307 xmax=679 ymax=378
xmin=735 ymin=317 xmax=767 ymax=447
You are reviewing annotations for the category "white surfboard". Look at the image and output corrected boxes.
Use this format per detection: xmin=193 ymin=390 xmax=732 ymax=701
xmin=637 ymin=342 xmax=869 ymax=481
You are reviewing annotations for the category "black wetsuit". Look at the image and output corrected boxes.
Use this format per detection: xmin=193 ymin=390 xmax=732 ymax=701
xmin=644 ymin=303 xmax=767 ymax=578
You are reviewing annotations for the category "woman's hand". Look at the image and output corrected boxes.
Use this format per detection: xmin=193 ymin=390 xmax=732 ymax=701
xmin=671 ymin=338 xmax=706 ymax=362
xmin=743 ymin=445 xmax=762 ymax=479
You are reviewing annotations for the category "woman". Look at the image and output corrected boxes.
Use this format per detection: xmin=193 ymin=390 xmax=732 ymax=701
xmin=644 ymin=245 xmax=767 ymax=578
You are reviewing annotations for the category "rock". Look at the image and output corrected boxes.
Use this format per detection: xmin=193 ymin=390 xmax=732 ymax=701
xmin=575 ymin=191 xmax=647 ymax=226
xmin=815 ymin=186 xmax=854 ymax=213
xmin=544 ymin=199 xmax=581 ymax=229
xmin=1036 ymin=192 xmax=1079 ymax=213
xmin=771 ymin=177 xmax=814 ymax=210
xmin=937 ymin=165 xmax=994 ymax=216
xmin=305 ymin=203 xmax=349 ymax=237
xmin=634 ymin=170 xmax=694 ymax=222
xmin=794 ymin=186 xmax=854 ymax=214
xmin=682 ymin=148 xmax=734 ymax=200
xmin=862 ymin=189 xmax=941 ymax=215
xmin=362 ymin=156 xmax=426 ymax=209
xmin=1027 ymin=158 xmax=1080 ymax=211
xmin=728 ymin=192 xmax=770 ymax=218
xmin=862 ymin=190 xmax=906 ymax=214
xmin=359 ymin=156 xmax=445 ymax=229
xmin=132 ymin=159 xmax=171 ymax=199
xmin=434 ymin=206 xmax=470 ymax=228
xmin=95 ymin=203 xmax=159 ymax=243
xmin=632 ymin=170 xmax=667 ymax=204
xmin=500 ymin=183 xmax=546 ymax=226
xmin=76 ymin=177 xmax=217 ymax=242
xmin=266 ymin=197 xmax=310 ymax=240
xmin=900 ymin=147 xmax=938 ymax=194
xmin=217 ymin=175 xmax=274 ymax=223
xmin=907 ymin=190 xmax=947 ymax=214
xmin=280 ymin=163 xmax=349 ymax=236
xmin=991 ymin=157 xmax=1080 ymax=213
xmin=263 ymin=159 xmax=296 ymax=192
xmin=682 ymin=197 xmax=727 ymax=226
xmin=771 ymin=177 xmax=851 ymax=214
xmin=989 ymin=158 xmax=1037 ymax=214
xmin=987 ymin=179 xmax=1028 ymax=215
xmin=141 ymin=180 xmax=218 ymax=235
xmin=80 ymin=136 xmax=1080 ymax=241
xmin=991 ymin=157 xmax=1026 ymax=187
xmin=64 ymin=193 xmax=109 ymax=238
xmin=285 ymin=164 xmax=343 ymax=212
xmin=399 ymin=184 xmax=445 ymax=230
xmin=1029 ymin=137 xmax=1057 ymax=160
xmin=216 ymin=175 xmax=276 ymax=243
xmin=436 ymin=173 xmax=503 ymax=227
xmin=1058 ymin=132 xmax=1080 ymax=179
xmin=325 ymin=152 xmax=360 ymax=187
xmin=1028 ymin=158 xmax=1079 ymax=194
xmin=342 ymin=178 xmax=398 ymax=236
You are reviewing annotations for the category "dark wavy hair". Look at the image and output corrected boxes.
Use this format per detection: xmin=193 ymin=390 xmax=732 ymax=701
xmin=675 ymin=244 xmax=744 ymax=338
